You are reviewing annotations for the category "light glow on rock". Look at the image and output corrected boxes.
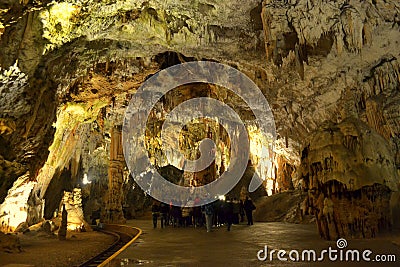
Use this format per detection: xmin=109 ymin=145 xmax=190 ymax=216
xmin=82 ymin=173 xmax=91 ymax=185
xmin=40 ymin=2 xmax=81 ymax=53
xmin=0 ymin=175 xmax=36 ymax=232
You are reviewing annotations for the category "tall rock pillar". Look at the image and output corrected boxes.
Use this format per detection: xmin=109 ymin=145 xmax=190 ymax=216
xmin=103 ymin=126 xmax=126 ymax=224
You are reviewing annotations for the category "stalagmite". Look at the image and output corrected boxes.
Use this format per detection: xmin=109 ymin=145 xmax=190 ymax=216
xmin=103 ymin=126 xmax=126 ymax=224
xmin=58 ymin=204 xmax=67 ymax=241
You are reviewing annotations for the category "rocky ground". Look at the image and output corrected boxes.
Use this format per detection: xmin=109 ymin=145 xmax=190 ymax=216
xmin=0 ymin=230 xmax=114 ymax=267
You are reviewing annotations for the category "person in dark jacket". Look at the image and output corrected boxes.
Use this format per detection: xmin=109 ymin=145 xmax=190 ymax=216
xmin=232 ymin=197 xmax=240 ymax=224
xmin=160 ymin=202 xmax=169 ymax=228
xmin=171 ymin=205 xmax=182 ymax=227
xmin=193 ymin=206 xmax=203 ymax=228
xmin=151 ymin=202 xmax=160 ymax=228
xmin=243 ymin=196 xmax=256 ymax=225
xmin=224 ymin=198 xmax=234 ymax=231
xmin=239 ymin=199 xmax=245 ymax=222
xmin=202 ymin=202 xmax=214 ymax=232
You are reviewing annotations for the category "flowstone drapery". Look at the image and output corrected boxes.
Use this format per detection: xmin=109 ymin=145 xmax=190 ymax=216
xmin=300 ymin=118 xmax=399 ymax=239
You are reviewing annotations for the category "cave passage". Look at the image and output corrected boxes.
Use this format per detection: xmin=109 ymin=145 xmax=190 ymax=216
xmin=0 ymin=0 xmax=400 ymax=265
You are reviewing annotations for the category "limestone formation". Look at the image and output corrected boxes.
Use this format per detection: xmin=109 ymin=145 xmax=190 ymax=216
xmin=60 ymin=188 xmax=91 ymax=231
xmin=0 ymin=174 xmax=37 ymax=232
xmin=58 ymin=204 xmax=67 ymax=241
xmin=0 ymin=0 xmax=399 ymax=241
xmin=300 ymin=118 xmax=399 ymax=239
xmin=103 ymin=127 xmax=126 ymax=224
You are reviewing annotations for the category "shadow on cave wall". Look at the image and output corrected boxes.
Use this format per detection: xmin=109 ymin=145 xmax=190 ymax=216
xmin=226 ymin=161 xmax=267 ymax=201
xmin=43 ymin=167 xmax=74 ymax=220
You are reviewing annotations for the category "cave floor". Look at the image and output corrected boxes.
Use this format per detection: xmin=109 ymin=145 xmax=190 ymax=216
xmin=111 ymin=219 xmax=400 ymax=267
xmin=0 ymin=230 xmax=115 ymax=267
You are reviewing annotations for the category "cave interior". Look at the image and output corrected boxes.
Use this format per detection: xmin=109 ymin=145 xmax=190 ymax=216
xmin=0 ymin=0 xmax=400 ymax=260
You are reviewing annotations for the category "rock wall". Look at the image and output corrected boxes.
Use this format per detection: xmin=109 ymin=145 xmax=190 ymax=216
xmin=300 ymin=118 xmax=399 ymax=239
xmin=0 ymin=174 xmax=37 ymax=232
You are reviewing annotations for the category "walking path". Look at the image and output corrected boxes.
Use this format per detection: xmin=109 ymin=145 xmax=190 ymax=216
xmin=112 ymin=219 xmax=400 ymax=266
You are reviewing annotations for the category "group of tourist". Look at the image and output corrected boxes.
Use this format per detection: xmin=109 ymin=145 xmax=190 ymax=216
xmin=151 ymin=196 xmax=256 ymax=232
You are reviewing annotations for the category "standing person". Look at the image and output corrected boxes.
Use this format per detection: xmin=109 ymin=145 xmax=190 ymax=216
xmin=184 ymin=198 xmax=194 ymax=227
xmin=232 ymin=197 xmax=240 ymax=224
xmin=171 ymin=205 xmax=181 ymax=227
xmin=160 ymin=202 xmax=169 ymax=228
xmin=244 ymin=196 xmax=256 ymax=225
xmin=193 ymin=206 xmax=202 ymax=228
xmin=193 ymin=195 xmax=202 ymax=228
xmin=202 ymin=202 xmax=214 ymax=232
xmin=216 ymin=199 xmax=225 ymax=226
xmin=151 ymin=201 xmax=160 ymax=229
xmin=239 ymin=199 xmax=245 ymax=223
xmin=225 ymin=198 xmax=234 ymax=231
xmin=181 ymin=206 xmax=192 ymax=227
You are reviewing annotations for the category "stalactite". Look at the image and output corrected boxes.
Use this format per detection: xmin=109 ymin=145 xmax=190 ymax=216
xmin=366 ymin=98 xmax=391 ymax=140
xmin=276 ymin=155 xmax=294 ymax=191
xmin=295 ymin=44 xmax=304 ymax=80
xmin=23 ymin=80 xmax=46 ymax=139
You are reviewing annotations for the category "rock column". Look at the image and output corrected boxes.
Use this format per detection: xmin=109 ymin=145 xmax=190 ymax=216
xmin=103 ymin=126 xmax=126 ymax=224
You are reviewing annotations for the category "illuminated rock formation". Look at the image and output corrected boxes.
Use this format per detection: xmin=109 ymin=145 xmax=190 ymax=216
xmin=300 ymin=118 xmax=399 ymax=239
xmin=60 ymin=188 xmax=91 ymax=231
xmin=0 ymin=0 xmax=399 ymax=240
xmin=103 ymin=126 xmax=126 ymax=224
